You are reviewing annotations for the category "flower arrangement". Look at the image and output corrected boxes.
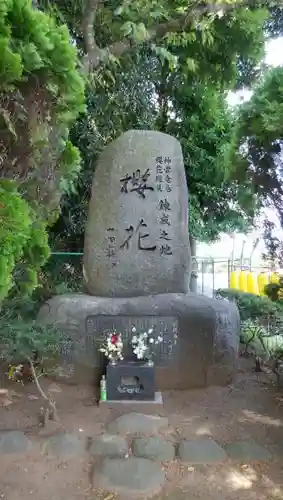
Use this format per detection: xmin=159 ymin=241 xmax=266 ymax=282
xmin=131 ymin=326 xmax=163 ymax=363
xmin=99 ymin=330 xmax=124 ymax=363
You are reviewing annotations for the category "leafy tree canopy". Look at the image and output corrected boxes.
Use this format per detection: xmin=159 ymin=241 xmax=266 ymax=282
xmin=50 ymin=1 xmax=272 ymax=249
xmin=235 ymin=66 xmax=283 ymax=221
xmin=37 ymin=0 xmax=274 ymax=72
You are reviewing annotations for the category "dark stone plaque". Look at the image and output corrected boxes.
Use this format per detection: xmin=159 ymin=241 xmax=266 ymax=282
xmin=60 ymin=315 xmax=179 ymax=369
xmin=106 ymin=360 xmax=155 ymax=400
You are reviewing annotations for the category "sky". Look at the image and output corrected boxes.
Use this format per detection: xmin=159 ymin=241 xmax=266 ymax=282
xmin=198 ymin=37 xmax=283 ymax=263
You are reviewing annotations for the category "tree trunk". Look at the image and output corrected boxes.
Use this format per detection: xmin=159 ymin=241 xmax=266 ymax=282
xmin=189 ymin=236 xmax=198 ymax=293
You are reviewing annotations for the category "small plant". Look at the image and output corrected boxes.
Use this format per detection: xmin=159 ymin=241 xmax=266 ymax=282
xmin=265 ymin=276 xmax=283 ymax=304
xmin=240 ymin=317 xmax=283 ymax=372
xmin=99 ymin=330 xmax=124 ymax=363
xmin=240 ymin=319 xmax=269 ymax=371
xmin=0 ymin=309 xmax=67 ymax=422
xmin=216 ymin=288 xmax=281 ymax=321
xmin=131 ymin=326 xmax=163 ymax=363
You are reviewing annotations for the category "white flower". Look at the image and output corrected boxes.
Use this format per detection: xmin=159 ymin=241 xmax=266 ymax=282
xmin=99 ymin=330 xmax=124 ymax=361
xmin=132 ymin=326 xmax=137 ymax=333
xmin=148 ymin=328 xmax=153 ymax=334
xmin=149 ymin=337 xmax=154 ymax=344
xmin=157 ymin=336 xmax=163 ymax=343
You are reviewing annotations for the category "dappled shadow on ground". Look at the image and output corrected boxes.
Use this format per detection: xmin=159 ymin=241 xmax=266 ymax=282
xmin=159 ymin=460 xmax=283 ymax=500
xmin=0 ymin=358 xmax=283 ymax=500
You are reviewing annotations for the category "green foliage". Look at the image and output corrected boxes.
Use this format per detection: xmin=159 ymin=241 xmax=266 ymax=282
xmin=39 ymin=0 xmax=269 ymax=81
xmin=1 ymin=0 xmax=275 ymax=299
xmin=218 ymin=290 xmax=283 ymax=361
xmin=241 ymin=318 xmax=267 ymax=346
xmin=215 ymin=288 xmax=281 ymax=321
xmin=240 ymin=318 xmax=283 ymax=360
xmin=0 ymin=0 xmax=85 ymax=120
xmin=50 ymin=51 xmax=157 ymax=249
xmin=264 ymin=6 xmax=283 ymax=38
xmin=0 ymin=180 xmax=52 ymax=300
xmin=52 ymin=2 xmax=270 ymax=249
xmin=0 ymin=293 xmax=67 ymax=376
xmin=0 ymin=0 xmax=85 ymax=301
xmin=165 ymin=81 xmax=256 ymax=241
xmin=0 ymin=314 xmax=63 ymax=366
xmin=235 ymin=66 xmax=283 ymax=219
xmin=264 ymin=277 xmax=283 ymax=304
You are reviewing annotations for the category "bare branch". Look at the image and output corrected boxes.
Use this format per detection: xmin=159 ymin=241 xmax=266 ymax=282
xmin=28 ymin=358 xmax=59 ymax=421
xmin=83 ymin=0 xmax=274 ymax=71
xmin=82 ymin=0 xmax=103 ymax=71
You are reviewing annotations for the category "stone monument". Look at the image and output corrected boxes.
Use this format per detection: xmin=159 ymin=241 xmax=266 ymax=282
xmin=38 ymin=130 xmax=240 ymax=390
xmin=83 ymin=131 xmax=190 ymax=297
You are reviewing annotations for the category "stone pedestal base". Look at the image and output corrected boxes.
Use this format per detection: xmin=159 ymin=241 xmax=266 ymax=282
xmin=38 ymin=292 xmax=240 ymax=390
xmin=99 ymin=391 xmax=164 ymax=412
xmin=106 ymin=361 xmax=155 ymax=401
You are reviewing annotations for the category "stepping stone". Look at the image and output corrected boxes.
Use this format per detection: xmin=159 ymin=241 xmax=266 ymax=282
xmin=107 ymin=412 xmax=168 ymax=435
xmin=94 ymin=457 xmax=165 ymax=496
xmin=226 ymin=441 xmax=272 ymax=461
xmin=178 ymin=438 xmax=226 ymax=464
xmin=41 ymin=433 xmax=85 ymax=456
xmin=132 ymin=436 xmax=175 ymax=461
xmin=89 ymin=434 xmax=128 ymax=457
xmin=0 ymin=431 xmax=32 ymax=454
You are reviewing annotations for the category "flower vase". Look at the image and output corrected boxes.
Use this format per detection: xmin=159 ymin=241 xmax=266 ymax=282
xmin=109 ymin=358 xmax=117 ymax=366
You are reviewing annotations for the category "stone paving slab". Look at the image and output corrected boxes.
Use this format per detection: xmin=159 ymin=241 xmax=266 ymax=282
xmin=94 ymin=457 xmax=166 ymax=497
xmin=178 ymin=438 xmax=227 ymax=464
xmin=41 ymin=433 xmax=85 ymax=456
xmin=132 ymin=436 xmax=175 ymax=461
xmin=225 ymin=441 xmax=272 ymax=462
xmin=0 ymin=411 xmax=275 ymax=479
xmin=107 ymin=412 xmax=168 ymax=435
xmin=0 ymin=431 xmax=32 ymax=454
xmin=89 ymin=434 xmax=128 ymax=457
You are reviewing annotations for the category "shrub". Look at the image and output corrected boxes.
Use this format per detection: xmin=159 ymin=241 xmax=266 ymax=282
xmin=240 ymin=318 xmax=283 ymax=373
xmin=215 ymin=288 xmax=281 ymax=321
xmin=265 ymin=277 xmax=283 ymax=303
xmin=0 ymin=0 xmax=85 ymax=301
xmin=0 ymin=303 xmax=68 ymax=420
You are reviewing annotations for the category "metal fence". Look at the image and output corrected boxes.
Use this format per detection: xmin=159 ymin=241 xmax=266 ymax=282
xmin=192 ymin=257 xmax=276 ymax=297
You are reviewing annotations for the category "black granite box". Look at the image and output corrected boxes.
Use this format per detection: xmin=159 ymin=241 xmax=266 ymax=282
xmin=106 ymin=360 xmax=155 ymax=401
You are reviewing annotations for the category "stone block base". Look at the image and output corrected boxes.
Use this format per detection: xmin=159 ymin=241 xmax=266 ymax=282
xmin=38 ymin=292 xmax=240 ymax=390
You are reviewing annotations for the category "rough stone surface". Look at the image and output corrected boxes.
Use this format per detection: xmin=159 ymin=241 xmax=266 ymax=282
xmin=108 ymin=413 xmax=168 ymax=436
xmin=178 ymin=438 xmax=227 ymax=464
xmin=88 ymin=434 xmax=128 ymax=457
xmin=36 ymin=130 xmax=240 ymax=391
xmin=94 ymin=457 xmax=166 ymax=496
xmin=83 ymin=130 xmax=190 ymax=297
xmin=38 ymin=292 xmax=240 ymax=389
xmin=0 ymin=431 xmax=32 ymax=454
xmin=132 ymin=436 xmax=175 ymax=461
xmin=41 ymin=433 xmax=85 ymax=456
xmin=226 ymin=442 xmax=272 ymax=461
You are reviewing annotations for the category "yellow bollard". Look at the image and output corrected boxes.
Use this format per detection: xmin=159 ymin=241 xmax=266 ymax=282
xmin=257 ymin=273 xmax=268 ymax=296
xmin=270 ymin=272 xmax=280 ymax=284
xmin=239 ymin=271 xmax=248 ymax=293
xmin=229 ymin=271 xmax=239 ymax=290
xmin=247 ymin=272 xmax=258 ymax=295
